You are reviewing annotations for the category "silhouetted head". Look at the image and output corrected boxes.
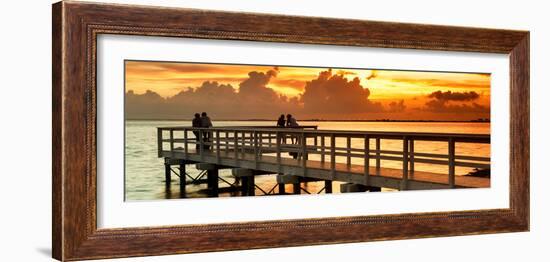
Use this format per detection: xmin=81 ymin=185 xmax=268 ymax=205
xmin=279 ymin=114 xmax=285 ymax=119
xmin=194 ymin=113 xmax=200 ymax=118
xmin=286 ymin=114 xmax=292 ymax=119
xmin=201 ymin=112 xmax=207 ymax=117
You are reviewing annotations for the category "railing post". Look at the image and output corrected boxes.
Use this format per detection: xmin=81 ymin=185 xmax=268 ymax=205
xmin=364 ymin=135 xmax=370 ymax=186
xmin=225 ymin=131 xmax=229 ymax=153
xmin=320 ymin=135 xmax=325 ymax=165
xmin=330 ymin=134 xmax=336 ymax=179
xmin=199 ymin=129 xmax=204 ymax=161
xmin=276 ymin=131 xmax=282 ymax=174
xmin=216 ymin=130 xmax=220 ymax=164
xmin=157 ymin=128 xmax=163 ymax=157
xmin=401 ymin=136 xmax=409 ymax=190
xmin=346 ymin=136 xmax=351 ymax=168
xmin=314 ymin=133 xmax=318 ymax=148
xmin=376 ymin=137 xmax=381 ymax=175
xmin=258 ymin=131 xmax=263 ymax=157
xmin=169 ymin=129 xmax=174 ymax=157
xmin=409 ymin=138 xmax=414 ymax=176
xmin=302 ymin=132 xmax=307 ymax=177
xmin=241 ymin=131 xmax=245 ymax=156
xmin=234 ymin=131 xmax=238 ymax=164
xmin=448 ymin=138 xmax=456 ymax=188
xmin=184 ymin=129 xmax=188 ymax=158
xmin=254 ymin=131 xmax=259 ymax=169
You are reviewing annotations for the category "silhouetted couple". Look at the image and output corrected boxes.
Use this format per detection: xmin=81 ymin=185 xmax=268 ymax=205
xmin=277 ymin=114 xmax=300 ymax=145
xmin=192 ymin=112 xmax=213 ymax=151
xmin=276 ymin=114 xmax=299 ymax=128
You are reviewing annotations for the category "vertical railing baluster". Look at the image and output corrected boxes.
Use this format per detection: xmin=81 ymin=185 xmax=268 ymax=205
xmin=234 ymin=131 xmax=238 ymax=164
xmin=364 ymin=135 xmax=370 ymax=186
xmin=320 ymin=135 xmax=325 ymax=165
xmin=314 ymin=132 xmax=318 ymax=150
xmin=449 ymin=138 xmax=456 ymax=188
xmin=276 ymin=131 xmax=282 ymax=174
xmin=402 ymin=136 xmax=409 ymax=190
xmin=258 ymin=131 xmax=262 ymax=158
xmin=346 ymin=136 xmax=351 ymax=168
xmin=241 ymin=131 xmax=246 ymax=158
xmin=330 ymin=134 xmax=336 ymax=179
xmin=169 ymin=129 xmax=174 ymax=158
xmin=302 ymin=132 xmax=307 ymax=177
xmin=157 ymin=128 xmax=163 ymax=157
xmin=376 ymin=137 xmax=381 ymax=175
xmin=409 ymin=138 xmax=414 ymax=176
xmin=216 ymin=130 xmax=220 ymax=164
xmin=199 ymin=129 xmax=204 ymax=161
xmin=184 ymin=129 xmax=188 ymax=158
xmin=225 ymin=131 xmax=229 ymax=154
xmin=254 ymin=131 xmax=259 ymax=169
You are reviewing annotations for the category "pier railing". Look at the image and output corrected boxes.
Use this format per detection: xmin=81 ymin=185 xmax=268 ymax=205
xmin=157 ymin=126 xmax=490 ymax=189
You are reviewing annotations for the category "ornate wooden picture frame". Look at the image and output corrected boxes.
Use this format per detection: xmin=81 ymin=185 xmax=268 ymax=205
xmin=52 ymin=1 xmax=529 ymax=261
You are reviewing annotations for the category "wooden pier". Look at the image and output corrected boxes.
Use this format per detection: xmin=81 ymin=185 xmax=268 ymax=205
xmin=157 ymin=126 xmax=490 ymax=197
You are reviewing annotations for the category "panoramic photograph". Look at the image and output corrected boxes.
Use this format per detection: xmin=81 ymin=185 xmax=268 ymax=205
xmin=124 ymin=60 xmax=491 ymax=201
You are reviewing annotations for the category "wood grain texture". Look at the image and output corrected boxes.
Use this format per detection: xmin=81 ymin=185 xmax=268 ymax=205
xmin=52 ymin=1 xmax=530 ymax=261
xmin=52 ymin=2 xmax=63 ymax=260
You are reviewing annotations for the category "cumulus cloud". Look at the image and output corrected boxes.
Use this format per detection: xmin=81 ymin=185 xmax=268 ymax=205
xmin=301 ymin=69 xmax=383 ymax=115
xmin=423 ymin=90 xmax=488 ymax=113
xmin=125 ymin=69 xmax=299 ymax=120
xmin=387 ymin=100 xmax=406 ymax=112
xmin=428 ymin=90 xmax=480 ymax=101
xmin=126 ymin=68 xmax=389 ymax=120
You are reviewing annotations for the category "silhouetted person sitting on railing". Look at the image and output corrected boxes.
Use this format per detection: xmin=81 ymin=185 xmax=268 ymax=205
xmin=277 ymin=114 xmax=286 ymax=127
xmin=192 ymin=113 xmax=201 ymax=151
xmin=201 ymin=112 xmax=213 ymax=150
xmin=286 ymin=114 xmax=299 ymax=144
xmin=277 ymin=114 xmax=287 ymax=144
xmin=286 ymin=114 xmax=301 ymax=159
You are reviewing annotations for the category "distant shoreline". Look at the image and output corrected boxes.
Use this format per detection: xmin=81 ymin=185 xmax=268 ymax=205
xmin=126 ymin=119 xmax=490 ymax=123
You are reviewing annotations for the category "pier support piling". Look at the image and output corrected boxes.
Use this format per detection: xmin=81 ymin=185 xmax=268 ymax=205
xmin=207 ymin=169 xmax=219 ymax=197
xmin=276 ymin=174 xmax=329 ymax=195
xmin=293 ymin=182 xmax=301 ymax=194
xmin=196 ymin=163 xmax=220 ymax=197
xmin=232 ymin=168 xmax=259 ymax=196
xmin=340 ymin=183 xmax=382 ymax=193
xmin=164 ymin=161 xmax=171 ymax=188
xmin=179 ymin=161 xmax=186 ymax=198
xmin=340 ymin=183 xmax=367 ymax=193
xmin=243 ymin=176 xmax=255 ymax=196
xmin=324 ymin=180 xmax=333 ymax=193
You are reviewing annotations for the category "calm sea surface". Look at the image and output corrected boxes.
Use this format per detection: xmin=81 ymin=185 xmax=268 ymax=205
xmin=125 ymin=121 xmax=490 ymax=200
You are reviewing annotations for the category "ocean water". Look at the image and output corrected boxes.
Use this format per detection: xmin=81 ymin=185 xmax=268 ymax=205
xmin=125 ymin=121 xmax=490 ymax=200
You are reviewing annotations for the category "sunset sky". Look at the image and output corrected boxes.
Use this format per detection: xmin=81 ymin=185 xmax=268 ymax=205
xmin=125 ymin=61 xmax=491 ymax=121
